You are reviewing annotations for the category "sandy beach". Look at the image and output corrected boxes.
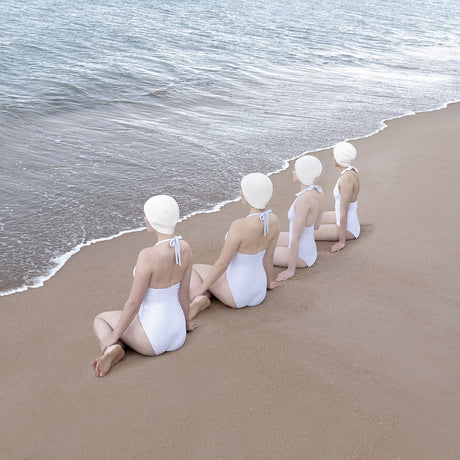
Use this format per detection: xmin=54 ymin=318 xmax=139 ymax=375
xmin=1 ymin=103 xmax=459 ymax=459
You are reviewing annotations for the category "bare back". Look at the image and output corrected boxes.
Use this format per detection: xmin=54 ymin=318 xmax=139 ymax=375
xmin=231 ymin=213 xmax=280 ymax=255
xmin=139 ymin=241 xmax=192 ymax=289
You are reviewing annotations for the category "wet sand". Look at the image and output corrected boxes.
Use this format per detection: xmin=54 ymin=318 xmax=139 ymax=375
xmin=1 ymin=103 xmax=459 ymax=459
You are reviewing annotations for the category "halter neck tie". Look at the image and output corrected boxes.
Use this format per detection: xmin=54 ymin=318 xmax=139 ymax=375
xmin=341 ymin=166 xmax=359 ymax=175
xmin=247 ymin=209 xmax=272 ymax=236
xmin=296 ymin=184 xmax=323 ymax=196
xmin=156 ymin=236 xmax=183 ymax=266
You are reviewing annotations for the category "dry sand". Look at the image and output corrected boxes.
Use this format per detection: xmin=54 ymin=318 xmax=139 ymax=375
xmin=1 ymin=103 xmax=459 ymax=459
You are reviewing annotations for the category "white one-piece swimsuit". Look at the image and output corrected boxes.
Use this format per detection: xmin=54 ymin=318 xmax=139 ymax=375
xmin=226 ymin=211 xmax=271 ymax=309
xmin=333 ymin=167 xmax=360 ymax=239
xmin=288 ymin=185 xmax=322 ymax=267
xmin=137 ymin=237 xmax=186 ymax=355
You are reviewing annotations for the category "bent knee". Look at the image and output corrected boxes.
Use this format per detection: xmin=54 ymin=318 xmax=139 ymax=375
xmin=193 ymin=263 xmax=212 ymax=277
xmin=94 ymin=312 xmax=105 ymax=322
xmin=296 ymin=257 xmax=308 ymax=268
xmin=94 ymin=310 xmax=119 ymax=323
xmin=276 ymin=232 xmax=290 ymax=246
xmin=346 ymin=231 xmax=358 ymax=240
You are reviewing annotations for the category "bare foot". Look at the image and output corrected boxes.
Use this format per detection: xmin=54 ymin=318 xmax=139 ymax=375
xmin=94 ymin=344 xmax=125 ymax=377
xmin=190 ymin=295 xmax=211 ymax=320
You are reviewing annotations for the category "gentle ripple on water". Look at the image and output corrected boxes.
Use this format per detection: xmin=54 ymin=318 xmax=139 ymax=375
xmin=0 ymin=0 xmax=459 ymax=295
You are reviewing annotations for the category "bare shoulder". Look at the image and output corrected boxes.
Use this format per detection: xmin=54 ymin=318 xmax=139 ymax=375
xmin=316 ymin=188 xmax=326 ymax=202
xmin=227 ymin=217 xmax=254 ymax=243
xmin=179 ymin=239 xmax=192 ymax=255
xmin=310 ymin=190 xmax=326 ymax=208
xmin=135 ymin=246 xmax=155 ymax=272
xmin=138 ymin=246 xmax=154 ymax=259
xmin=269 ymin=210 xmax=279 ymax=220
xmin=179 ymin=238 xmax=191 ymax=249
xmin=178 ymin=240 xmax=192 ymax=268
xmin=228 ymin=217 xmax=246 ymax=232
xmin=269 ymin=211 xmax=280 ymax=224
xmin=339 ymin=172 xmax=357 ymax=187
xmin=296 ymin=189 xmax=320 ymax=206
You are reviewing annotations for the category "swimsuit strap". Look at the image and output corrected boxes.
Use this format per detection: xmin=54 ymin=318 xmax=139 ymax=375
xmin=296 ymin=184 xmax=323 ymax=197
xmin=340 ymin=166 xmax=359 ymax=175
xmin=155 ymin=236 xmax=183 ymax=266
xmin=246 ymin=209 xmax=272 ymax=236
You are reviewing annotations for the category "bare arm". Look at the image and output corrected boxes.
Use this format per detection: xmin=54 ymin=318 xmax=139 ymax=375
xmin=289 ymin=200 xmax=308 ymax=272
xmin=178 ymin=262 xmax=192 ymax=327
xmin=331 ymin=176 xmax=353 ymax=252
xmin=263 ymin=217 xmax=280 ymax=288
xmin=102 ymin=250 xmax=150 ymax=349
xmin=276 ymin=199 xmax=308 ymax=281
xmin=194 ymin=222 xmax=241 ymax=296
xmin=178 ymin=248 xmax=198 ymax=331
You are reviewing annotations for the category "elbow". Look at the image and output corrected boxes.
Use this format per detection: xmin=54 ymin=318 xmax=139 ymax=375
xmin=178 ymin=291 xmax=189 ymax=305
xmin=124 ymin=299 xmax=141 ymax=313
xmin=214 ymin=260 xmax=229 ymax=275
xmin=290 ymin=236 xmax=301 ymax=247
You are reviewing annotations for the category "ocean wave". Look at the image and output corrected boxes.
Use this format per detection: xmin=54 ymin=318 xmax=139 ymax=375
xmin=1 ymin=0 xmax=459 ymax=297
xmin=2 ymin=98 xmax=459 ymax=297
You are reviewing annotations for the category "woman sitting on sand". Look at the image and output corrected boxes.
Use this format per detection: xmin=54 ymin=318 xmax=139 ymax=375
xmin=189 ymin=173 xmax=280 ymax=319
xmin=91 ymin=195 xmax=197 ymax=377
xmin=314 ymin=141 xmax=360 ymax=252
xmin=274 ymin=154 xmax=324 ymax=281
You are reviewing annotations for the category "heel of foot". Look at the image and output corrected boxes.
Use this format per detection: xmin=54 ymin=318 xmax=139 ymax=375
xmin=96 ymin=344 xmax=125 ymax=377
xmin=190 ymin=295 xmax=211 ymax=320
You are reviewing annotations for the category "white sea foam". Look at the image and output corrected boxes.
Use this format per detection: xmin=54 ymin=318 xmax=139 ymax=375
xmin=1 ymin=0 xmax=459 ymax=297
xmin=2 ymin=99 xmax=458 ymax=298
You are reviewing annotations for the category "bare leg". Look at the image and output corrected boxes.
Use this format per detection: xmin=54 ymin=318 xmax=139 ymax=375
xmin=276 ymin=231 xmax=290 ymax=247
xmin=94 ymin=344 xmax=125 ymax=378
xmin=93 ymin=311 xmax=123 ymax=352
xmin=93 ymin=311 xmax=155 ymax=355
xmin=314 ymin=223 xmax=340 ymax=241
xmin=190 ymin=295 xmax=211 ymax=320
xmin=273 ymin=246 xmax=307 ymax=268
xmin=314 ymin=224 xmax=356 ymax=241
xmin=190 ymin=264 xmax=212 ymax=319
xmin=208 ymin=272 xmax=237 ymax=308
xmin=274 ymin=231 xmax=308 ymax=268
xmin=318 ymin=211 xmax=337 ymax=225
xmin=191 ymin=263 xmax=237 ymax=312
xmin=92 ymin=310 xmax=155 ymax=377
xmin=190 ymin=264 xmax=212 ymax=298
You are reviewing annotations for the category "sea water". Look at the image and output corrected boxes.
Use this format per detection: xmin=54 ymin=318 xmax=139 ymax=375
xmin=1 ymin=0 xmax=459 ymax=295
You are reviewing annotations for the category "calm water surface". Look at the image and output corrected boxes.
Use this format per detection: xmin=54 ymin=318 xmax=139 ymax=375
xmin=1 ymin=0 xmax=459 ymax=295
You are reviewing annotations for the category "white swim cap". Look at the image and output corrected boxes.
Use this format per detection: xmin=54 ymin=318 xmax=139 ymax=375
xmin=333 ymin=141 xmax=357 ymax=168
xmin=144 ymin=195 xmax=180 ymax=234
xmin=295 ymin=155 xmax=323 ymax=186
xmin=241 ymin=173 xmax=273 ymax=209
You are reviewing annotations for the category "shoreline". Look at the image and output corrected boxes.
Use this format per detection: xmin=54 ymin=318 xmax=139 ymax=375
xmin=1 ymin=101 xmax=460 ymax=458
xmin=2 ymin=98 xmax=459 ymax=298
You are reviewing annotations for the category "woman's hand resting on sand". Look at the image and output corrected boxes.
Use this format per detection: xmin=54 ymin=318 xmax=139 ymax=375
xmin=186 ymin=320 xmax=199 ymax=332
xmin=275 ymin=269 xmax=295 ymax=282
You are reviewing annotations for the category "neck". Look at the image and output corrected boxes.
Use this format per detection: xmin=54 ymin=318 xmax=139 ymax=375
xmin=248 ymin=206 xmax=265 ymax=214
xmin=155 ymin=232 xmax=174 ymax=242
xmin=299 ymin=183 xmax=312 ymax=191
